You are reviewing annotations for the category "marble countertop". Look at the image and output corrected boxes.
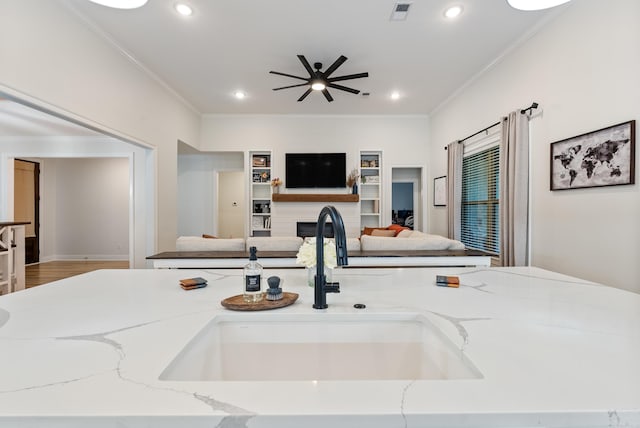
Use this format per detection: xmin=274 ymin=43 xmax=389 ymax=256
xmin=0 ymin=267 xmax=638 ymax=427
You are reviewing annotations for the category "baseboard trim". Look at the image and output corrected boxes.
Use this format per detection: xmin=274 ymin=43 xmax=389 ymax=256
xmin=46 ymin=255 xmax=129 ymax=262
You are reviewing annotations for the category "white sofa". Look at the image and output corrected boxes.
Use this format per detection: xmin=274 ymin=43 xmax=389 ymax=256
xmin=175 ymin=236 xmax=361 ymax=252
xmin=246 ymin=236 xmax=304 ymax=252
xmin=175 ymin=232 xmax=461 ymax=253
xmin=176 ymin=236 xmax=245 ymax=252
xmin=359 ymin=230 xmax=465 ymax=251
xmin=152 ymin=234 xmax=486 ymax=268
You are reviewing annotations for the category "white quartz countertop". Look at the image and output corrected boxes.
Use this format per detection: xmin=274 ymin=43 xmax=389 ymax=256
xmin=0 ymin=267 xmax=638 ymax=427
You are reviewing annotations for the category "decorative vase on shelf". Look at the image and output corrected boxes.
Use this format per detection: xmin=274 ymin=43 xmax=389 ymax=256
xmin=272 ymin=186 xmax=280 ymax=194
xmin=352 ymin=184 xmax=358 ymax=194
xmin=307 ymin=266 xmax=333 ymax=287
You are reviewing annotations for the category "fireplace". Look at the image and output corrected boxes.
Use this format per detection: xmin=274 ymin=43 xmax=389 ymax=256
xmin=296 ymin=222 xmax=334 ymax=238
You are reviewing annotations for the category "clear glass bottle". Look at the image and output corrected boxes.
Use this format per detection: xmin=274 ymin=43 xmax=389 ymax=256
xmin=243 ymin=246 xmax=263 ymax=302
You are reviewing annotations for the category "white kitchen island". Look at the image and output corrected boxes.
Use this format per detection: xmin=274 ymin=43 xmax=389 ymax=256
xmin=0 ymin=266 xmax=638 ymax=427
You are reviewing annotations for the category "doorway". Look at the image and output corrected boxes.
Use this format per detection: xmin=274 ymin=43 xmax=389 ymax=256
xmin=14 ymin=159 xmax=39 ymax=264
xmin=217 ymin=171 xmax=245 ymax=238
xmin=391 ymin=167 xmax=423 ymax=231
xmin=392 ymin=182 xmax=414 ymax=229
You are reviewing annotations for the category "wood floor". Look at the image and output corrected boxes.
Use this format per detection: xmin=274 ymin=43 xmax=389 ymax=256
xmin=26 ymin=260 xmax=129 ymax=289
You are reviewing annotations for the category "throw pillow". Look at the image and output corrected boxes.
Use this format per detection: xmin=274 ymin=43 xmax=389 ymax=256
xmin=362 ymin=227 xmax=389 ymax=235
xmin=371 ymin=229 xmax=397 ymax=237
xmin=387 ymin=224 xmax=409 ymax=234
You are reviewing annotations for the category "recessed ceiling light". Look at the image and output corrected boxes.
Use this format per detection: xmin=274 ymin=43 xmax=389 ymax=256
xmin=87 ymin=0 xmax=148 ymax=9
xmin=174 ymin=3 xmax=193 ymax=16
xmin=507 ymin=0 xmax=571 ymax=11
xmin=234 ymin=91 xmax=246 ymax=100
xmin=444 ymin=5 xmax=463 ymax=19
xmin=391 ymin=91 xmax=400 ymax=100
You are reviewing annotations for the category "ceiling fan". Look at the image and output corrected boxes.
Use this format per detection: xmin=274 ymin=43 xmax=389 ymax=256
xmin=269 ymin=55 xmax=368 ymax=102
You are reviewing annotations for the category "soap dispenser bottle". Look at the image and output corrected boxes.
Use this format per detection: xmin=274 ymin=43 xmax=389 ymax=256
xmin=243 ymin=246 xmax=263 ymax=303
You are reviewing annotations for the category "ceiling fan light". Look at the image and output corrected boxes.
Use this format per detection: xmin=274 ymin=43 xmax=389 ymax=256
xmin=507 ymin=0 xmax=571 ymax=11
xmin=311 ymin=81 xmax=326 ymax=91
xmin=87 ymin=0 xmax=148 ymax=9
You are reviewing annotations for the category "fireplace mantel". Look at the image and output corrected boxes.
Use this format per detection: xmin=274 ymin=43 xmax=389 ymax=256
xmin=272 ymin=194 xmax=359 ymax=203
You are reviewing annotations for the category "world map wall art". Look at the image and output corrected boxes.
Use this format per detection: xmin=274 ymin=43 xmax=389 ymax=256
xmin=550 ymin=120 xmax=635 ymax=191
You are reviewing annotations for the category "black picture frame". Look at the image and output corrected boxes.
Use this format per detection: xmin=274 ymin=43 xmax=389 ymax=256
xmin=433 ymin=175 xmax=447 ymax=206
xmin=550 ymin=120 xmax=635 ymax=191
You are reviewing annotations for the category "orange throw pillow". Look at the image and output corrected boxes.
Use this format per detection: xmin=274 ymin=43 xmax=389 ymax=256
xmin=387 ymin=224 xmax=409 ymax=234
xmin=362 ymin=227 xmax=388 ymax=235
xmin=371 ymin=229 xmax=397 ymax=237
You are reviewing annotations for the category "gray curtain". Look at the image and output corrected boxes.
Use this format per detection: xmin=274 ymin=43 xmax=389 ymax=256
xmin=446 ymin=141 xmax=463 ymax=241
xmin=499 ymin=111 xmax=529 ymax=266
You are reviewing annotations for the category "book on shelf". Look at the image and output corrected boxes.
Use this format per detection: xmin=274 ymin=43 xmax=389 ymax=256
xmin=252 ymin=217 xmax=263 ymax=228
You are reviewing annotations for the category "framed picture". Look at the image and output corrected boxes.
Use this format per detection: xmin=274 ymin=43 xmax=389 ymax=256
xmin=550 ymin=120 xmax=635 ymax=191
xmin=433 ymin=175 xmax=447 ymax=206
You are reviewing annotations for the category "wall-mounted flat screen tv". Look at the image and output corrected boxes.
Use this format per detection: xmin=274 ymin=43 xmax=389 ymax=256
xmin=285 ymin=153 xmax=346 ymax=188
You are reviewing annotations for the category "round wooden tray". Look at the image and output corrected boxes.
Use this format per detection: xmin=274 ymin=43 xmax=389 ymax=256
xmin=221 ymin=292 xmax=299 ymax=311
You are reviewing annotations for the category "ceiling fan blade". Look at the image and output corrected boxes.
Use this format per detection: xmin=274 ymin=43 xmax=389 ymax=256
xmin=273 ymin=83 xmax=310 ymax=91
xmin=323 ymin=55 xmax=347 ymax=78
xmin=327 ymin=83 xmax=360 ymax=94
xmin=322 ymin=89 xmax=334 ymax=102
xmin=297 ymin=55 xmax=315 ymax=77
xmin=327 ymin=72 xmax=369 ymax=83
xmin=297 ymin=88 xmax=313 ymax=102
xmin=269 ymin=71 xmax=309 ymax=81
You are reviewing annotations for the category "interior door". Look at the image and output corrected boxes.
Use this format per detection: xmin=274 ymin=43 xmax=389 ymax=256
xmin=14 ymin=159 xmax=39 ymax=264
xmin=217 ymin=171 xmax=245 ymax=238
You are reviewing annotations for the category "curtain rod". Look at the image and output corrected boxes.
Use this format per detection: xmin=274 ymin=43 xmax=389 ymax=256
xmin=444 ymin=102 xmax=538 ymax=150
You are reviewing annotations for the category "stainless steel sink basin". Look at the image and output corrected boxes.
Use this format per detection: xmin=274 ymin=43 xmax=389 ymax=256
xmin=160 ymin=312 xmax=481 ymax=381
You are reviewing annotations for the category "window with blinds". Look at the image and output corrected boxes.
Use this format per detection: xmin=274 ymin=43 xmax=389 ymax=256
xmin=461 ymin=132 xmax=500 ymax=255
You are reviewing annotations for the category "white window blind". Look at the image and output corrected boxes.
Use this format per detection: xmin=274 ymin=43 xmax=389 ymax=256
xmin=461 ymin=127 xmax=500 ymax=255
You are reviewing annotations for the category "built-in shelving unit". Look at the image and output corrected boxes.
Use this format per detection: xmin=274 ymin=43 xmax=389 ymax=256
xmin=359 ymin=151 xmax=382 ymax=229
xmin=249 ymin=151 xmax=272 ymax=237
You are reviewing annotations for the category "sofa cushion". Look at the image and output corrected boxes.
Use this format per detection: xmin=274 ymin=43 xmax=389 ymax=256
xmin=360 ymin=234 xmax=465 ymax=251
xmin=347 ymin=237 xmax=361 ymax=252
xmin=396 ymin=230 xmax=414 ymax=238
xmin=371 ymin=229 xmax=397 ymax=237
xmin=176 ymin=236 xmax=245 ymax=251
xmin=246 ymin=236 xmax=303 ymax=252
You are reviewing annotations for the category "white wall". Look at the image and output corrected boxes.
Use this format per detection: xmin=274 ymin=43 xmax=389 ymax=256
xmin=0 ymin=136 xmax=148 ymax=267
xmin=41 ymin=158 xmax=129 ymax=260
xmin=177 ymin=152 xmax=244 ymax=237
xmin=428 ymin=0 xmax=640 ymax=292
xmin=0 ymin=0 xmax=200 ymax=253
xmin=199 ymin=115 xmax=429 ymax=235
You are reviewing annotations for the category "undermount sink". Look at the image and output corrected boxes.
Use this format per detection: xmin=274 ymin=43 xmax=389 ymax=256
xmin=160 ymin=312 xmax=482 ymax=381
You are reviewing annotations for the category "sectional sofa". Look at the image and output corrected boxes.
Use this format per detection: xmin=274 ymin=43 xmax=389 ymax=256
xmin=148 ymin=231 xmax=490 ymax=268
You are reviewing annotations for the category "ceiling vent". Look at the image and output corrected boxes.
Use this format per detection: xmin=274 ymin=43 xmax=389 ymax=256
xmin=390 ymin=2 xmax=411 ymax=21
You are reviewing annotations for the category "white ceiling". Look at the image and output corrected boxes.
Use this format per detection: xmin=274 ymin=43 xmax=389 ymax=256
xmin=65 ymin=0 xmax=560 ymax=115
xmin=0 ymin=0 xmax=562 ymax=137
